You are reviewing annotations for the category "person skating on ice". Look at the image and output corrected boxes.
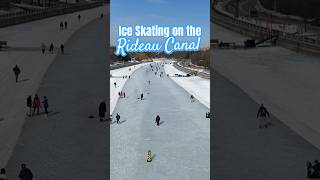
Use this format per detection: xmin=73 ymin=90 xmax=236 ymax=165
xmin=116 ymin=113 xmax=120 ymax=124
xmin=42 ymin=96 xmax=49 ymax=116
xmin=19 ymin=164 xmax=33 ymax=180
xmin=26 ymin=96 xmax=32 ymax=117
xmin=99 ymin=101 xmax=106 ymax=122
xmin=32 ymin=94 xmax=41 ymax=115
xmin=13 ymin=65 xmax=21 ymax=83
xmin=155 ymin=115 xmax=160 ymax=126
xmin=257 ymin=104 xmax=270 ymax=128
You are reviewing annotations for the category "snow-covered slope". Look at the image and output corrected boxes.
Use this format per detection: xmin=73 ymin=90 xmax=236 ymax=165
xmin=164 ymin=62 xmax=210 ymax=108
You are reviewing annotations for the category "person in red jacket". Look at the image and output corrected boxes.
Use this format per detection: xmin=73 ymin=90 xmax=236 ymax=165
xmin=32 ymin=94 xmax=41 ymax=115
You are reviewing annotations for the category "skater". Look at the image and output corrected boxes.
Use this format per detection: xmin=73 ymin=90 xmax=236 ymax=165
xmin=0 ymin=168 xmax=7 ymax=180
xmin=129 ymin=76 xmax=130 ymax=79
xmin=32 ymin=94 xmax=41 ymax=115
xmin=140 ymin=93 xmax=143 ymax=100
xmin=49 ymin=43 xmax=54 ymax=53
xmin=114 ymin=82 xmax=117 ymax=88
xmin=18 ymin=164 xmax=33 ymax=180
xmin=120 ymin=91 xmax=123 ymax=97
xmin=26 ymin=96 xmax=32 ymax=117
xmin=155 ymin=115 xmax=160 ymax=126
xmin=307 ymin=161 xmax=314 ymax=178
xmin=98 ymin=101 xmax=106 ymax=122
xmin=64 ymin=21 xmax=68 ymax=30
xmin=118 ymin=91 xmax=121 ymax=97
xmin=13 ymin=65 xmax=21 ymax=83
xmin=60 ymin=44 xmax=64 ymax=54
xmin=116 ymin=113 xmax=120 ymax=124
xmin=42 ymin=96 xmax=49 ymax=115
xmin=148 ymin=80 xmax=151 ymax=85
xmin=60 ymin=21 xmax=63 ymax=30
xmin=190 ymin=95 xmax=195 ymax=102
xmin=41 ymin=43 xmax=46 ymax=54
xmin=123 ymin=92 xmax=126 ymax=98
xmin=257 ymin=104 xmax=270 ymax=128
xmin=77 ymin=14 xmax=81 ymax=21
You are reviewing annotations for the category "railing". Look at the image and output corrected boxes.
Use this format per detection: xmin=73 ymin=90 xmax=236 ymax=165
xmin=0 ymin=2 xmax=103 ymax=28
xmin=211 ymin=8 xmax=320 ymax=54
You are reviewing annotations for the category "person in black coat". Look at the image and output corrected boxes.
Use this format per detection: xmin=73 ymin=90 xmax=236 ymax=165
xmin=116 ymin=113 xmax=120 ymax=124
xmin=18 ymin=164 xmax=33 ymax=180
xmin=60 ymin=44 xmax=64 ymax=54
xmin=141 ymin=93 xmax=143 ymax=100
xmin=27 ymin=96 xmax=32 ymax=117
xmin=99 ymin=101 xmax=106 ymax=121
xmin=64 ymin=21 xmax=68 ymax=30
xmin=13 ymin=65 xmax=21 ymax=83
xmin=155 ymin=115 xmax=160 ymax=126
xmin=257 ymin=104 xmax=270 ymax=128
xmin=42 ymin=96 xmax=49 ymax=115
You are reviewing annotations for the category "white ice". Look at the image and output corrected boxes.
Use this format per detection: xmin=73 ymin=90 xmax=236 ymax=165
xmin=0 ymin=5 xmax=106 ymax=167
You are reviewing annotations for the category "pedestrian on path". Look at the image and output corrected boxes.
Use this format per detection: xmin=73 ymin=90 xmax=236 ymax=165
xmin=32 ymin=94 xmax=41 ymax=115
xmin=140 ymin=93 xmax=143 ymax=100
xmin=116 ymin=113 xmax=120 ymax=124
xmin=155 ymin=115 xmax=160 ymax=126
xmin=257 ymin=104 xmax=270 ymax=128
xmin=114 ymin=82 xmax=117 ymax=88
xmin=49 ymin=43 xmax=54 ymax=53
xmin=100 ymin=13 xmax=104 ymax=19
xmin=78 ymin=14 xmax=81 ymax=21
xmin=0 ymin=168 xmax=7 ymax=180
xmin=27 ymin=96 xmax=32 ymax=117
xmin=41 ymin=43 xmax=46 ymax=54
xmin=64 ymin=21 xmax=68 ymax=30
xmin=123 ymin=92 xmax=126 ymax=98
xmin=13 ymin=65 xmax=21 ymax=83
xmin=99 ymin=101 xmax=106 ymax=122
xmin=60 ymin=44 xmax=64 ymax=54
xmin=60 ymin=21 xmax=63 ymax=30
xmin=18 ymin=164 xmax=33 ymax=180
xmin=42 ymin=96 xmax=49 ymax=115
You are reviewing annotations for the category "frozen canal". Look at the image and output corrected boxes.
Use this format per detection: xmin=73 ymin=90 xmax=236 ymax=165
xmin=111 ymin=62 xmax=210 ymax=180
xmin=212 ymin=22 xmax=320 ymax=179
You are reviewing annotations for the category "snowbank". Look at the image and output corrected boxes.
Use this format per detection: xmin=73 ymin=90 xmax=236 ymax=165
xmin=164 ymin=62 xmax=210 ymax=108
xmin=110 ymin=63 xmax=150 ymax=114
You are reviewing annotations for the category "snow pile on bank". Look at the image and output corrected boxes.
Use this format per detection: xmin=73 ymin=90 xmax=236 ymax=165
xmin=164 ymin=63 xmax=210 ymax=108
xmin=110 ymin=63 xmax=149 ymax=114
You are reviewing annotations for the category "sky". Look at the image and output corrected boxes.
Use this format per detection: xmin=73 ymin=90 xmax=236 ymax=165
xmin=110 ymin=0 xmax=210 ymax=49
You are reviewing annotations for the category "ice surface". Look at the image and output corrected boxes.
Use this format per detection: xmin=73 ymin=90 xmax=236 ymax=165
xmin=0 ymin=6 xmax=105 ymax=167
